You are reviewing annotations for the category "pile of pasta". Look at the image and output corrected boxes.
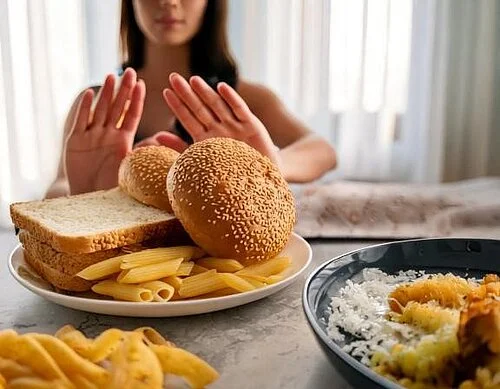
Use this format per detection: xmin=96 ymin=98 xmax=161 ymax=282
xmin=76 ymin=246 xmax=292 ymax=302
xmin=0 ymin=325 xmax=218 ymax=389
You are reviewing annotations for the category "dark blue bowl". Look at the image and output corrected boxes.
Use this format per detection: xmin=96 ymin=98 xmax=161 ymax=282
xmin=302 ymin=238 xmax=500 ymax=389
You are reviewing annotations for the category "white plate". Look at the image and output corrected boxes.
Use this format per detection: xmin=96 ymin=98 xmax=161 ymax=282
xmin=8 ymin=233 xmax=312 ymax=317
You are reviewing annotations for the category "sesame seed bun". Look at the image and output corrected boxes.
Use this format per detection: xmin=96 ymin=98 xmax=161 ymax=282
xmin=119 ymin=146 xmax=179 ymax=213
xmin=166 ymin=138 xmax=296 ymax=264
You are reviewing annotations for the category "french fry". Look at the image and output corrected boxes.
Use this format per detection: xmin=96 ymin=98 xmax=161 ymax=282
xmin=92 ymin=280 xmax=154 ymax=302
xmin=218 ymin=273 xmax=256 ymax=293
xmin=0 ymin=331 xmax=69 ymax=383
xmin=236 ymin=256 xmax=291 ymax=277
xmin=119 ymin=247 xmax=205 ymax=269
xmin=175 ymin=261 xmax=195 ymax=277
xmin=178 ymin=270 xmax=226 ymax=298
xmin=139 ymin=281 xmax=175 ymax=302
xmin=76 ymin=257 xmax=122 ymax=281
xmin=196 ymin=258 xmax=244 ymax=273
xmin=117 ymin=258 xmax=183 ymax=284
xmin=151 ymin=344 xmax=219 ymax=389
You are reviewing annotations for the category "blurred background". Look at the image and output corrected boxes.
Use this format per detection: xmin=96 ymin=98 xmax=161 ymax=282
xmin=0 ymin=0 xmax=499 ymax=227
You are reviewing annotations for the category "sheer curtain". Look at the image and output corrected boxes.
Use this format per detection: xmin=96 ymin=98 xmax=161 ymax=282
xmin=0 ymin=0 xmax=119 ymax=228
xmin=229 ymin=0 xmax=499 ymax=183
xmin=0 ymin=0 xmax=87 ymax=227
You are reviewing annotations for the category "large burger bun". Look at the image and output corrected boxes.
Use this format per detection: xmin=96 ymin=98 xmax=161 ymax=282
xmin=166 ymin=137 xmax=296 ymax=265
xmin=119 ymin=145 xmax=179 ymax=213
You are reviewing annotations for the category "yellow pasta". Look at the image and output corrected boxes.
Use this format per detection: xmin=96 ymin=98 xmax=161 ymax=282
xmin=0 ymin=331 xmax=69 ymax=383
xmin=218 ymin=273 xmax=256 ymax=293
xmin=92 ymin=280 xmax=153 ymax=302
xmin=55 ymin=326 xmax=123 ymax=363
xmin=265 ymin=274 xmax=284 ymax=284
xmin=236 ymin=256 xmax=291 ymax=277
xmin=139 ymin=281 xmax=175 ymax=302
xmin=133 ymin=328 xmax=173 ymax=347
xmin=119 ymin=247 xmax=205 ymax=269
xmin=175 ymin=261 xmax=195 ymax=276
xmin=190 ymin=264 xmax=209 ymax=275
xmin=76 ymin=257 xmax=123 ymax=281
xmin=196 ymin=258 xmax=244 ymax=273
xmin=0 ymin=357 xmax=33 ymax=381
xmin=196 ymin=288 xmax=239 ymax=299
xmin=27 ymin=334 xmax=108 ymax=385
xmin=238 ymin=276 xmax=267 ymax=288
xmin=178 ymin=270 xmax=226 ymax=298
xmin=161 ymin=276 xmax=183 ymax=291
xmin=0 ymin=373 xmax=5 ymax=388
xmin=117 ymin=258 xmax=183 ymax=284
xmin=6 ymin=377 xmax=68 ymax=389
xmin=151 ymin=344 xmax=219 ymax=389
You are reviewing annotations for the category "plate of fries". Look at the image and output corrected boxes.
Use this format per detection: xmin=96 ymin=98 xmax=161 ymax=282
xmin=9 ymin=232 xmax=312 ymax=317
xmin=0 ymin=325 xmax=219 ymax=389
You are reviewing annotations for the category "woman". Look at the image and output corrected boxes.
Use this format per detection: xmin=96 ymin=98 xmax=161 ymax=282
xmin=46 ymin=0 xmax=336 ymax=198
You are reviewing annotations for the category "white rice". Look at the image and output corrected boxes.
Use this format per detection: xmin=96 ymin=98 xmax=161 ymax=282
xmin=326 ymin=268 xmax=430 ymax=366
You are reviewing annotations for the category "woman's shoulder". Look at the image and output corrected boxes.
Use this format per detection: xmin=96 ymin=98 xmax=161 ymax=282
xmin=236 ymin=79 xmax=283 ymax=113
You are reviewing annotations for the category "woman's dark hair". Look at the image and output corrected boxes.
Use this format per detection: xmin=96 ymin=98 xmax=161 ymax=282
xmin=120 ymin=0 xmax=238 ymax=143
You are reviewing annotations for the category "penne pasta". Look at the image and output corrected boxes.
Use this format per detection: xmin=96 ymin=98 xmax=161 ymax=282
xmin=139 ymin=281 xmax=175 ymax=302
xmin=265 ymin=274 xmax=284 ymax=284
xmin=161 ymin=276 xmax=183 ymax=291
xmin=92 ymin=280 xmax=153 ymax=302
xmin=193 ymin=288 xmax=238 ymax=299
xmin=218 ymin=273 xmax=255 ymax=293
xmin=236 ymin=256 xmax=291 ymax=277
xmin=195 ymin=258 xmax=244 ymax=273
xmin=175 ymin=261 xmax=195 ymax=277
xmin=76 ymin=257 xmax=123 ymax=281
xmin=178 ymin=270 xmax=226 ymax=298
xmin=190 ymin=264 xmax=209 ymax=275
xmin=117 ymin=258 xmax=183 ymax=284
xmin=119 ymin=247 xmax=205 ymax=269
xmin=6 ymin=377 xmax=67 ymax=389
xmin=238 ymin=276 xmax=267 ymax=288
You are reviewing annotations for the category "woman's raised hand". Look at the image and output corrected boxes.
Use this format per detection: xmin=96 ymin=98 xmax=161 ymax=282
xmin=64 ymin=68 xmax=145 ymax=194
xmin=163 ymin=73 xmax=280 ymax=166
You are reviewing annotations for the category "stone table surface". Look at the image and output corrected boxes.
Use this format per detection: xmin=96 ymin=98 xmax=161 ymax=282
xmin=0 ymin=228 xmax=384 ymax=389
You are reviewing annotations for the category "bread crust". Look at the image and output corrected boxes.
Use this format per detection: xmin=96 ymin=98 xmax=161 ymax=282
xmin=119 ymin=146 xmax=179 ymax=212
xmin=10 ymin=188 xmax=182 ymax=254
xmin=167 ymin=138 xmax=296 ymax=264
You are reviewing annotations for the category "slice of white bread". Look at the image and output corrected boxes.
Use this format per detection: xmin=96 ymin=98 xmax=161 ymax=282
xmin=10 ymin=188 xmax=181 ymax=254
xmin=18 ymin=230 xmax=191 ymax=292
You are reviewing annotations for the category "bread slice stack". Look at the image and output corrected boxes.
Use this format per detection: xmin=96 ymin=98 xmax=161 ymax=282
xmin=10 ymin=188 xmax=186 ymax=292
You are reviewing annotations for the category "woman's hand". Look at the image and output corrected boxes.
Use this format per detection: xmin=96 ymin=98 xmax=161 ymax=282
xmin=64 ymin=68 xmax=145 ymax=194
xmin=163 ymin=73 xmax=280 ymax=166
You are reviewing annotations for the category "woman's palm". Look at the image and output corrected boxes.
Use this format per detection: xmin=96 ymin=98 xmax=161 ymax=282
xmin=64 ymin=69 xmax=145 ymax=195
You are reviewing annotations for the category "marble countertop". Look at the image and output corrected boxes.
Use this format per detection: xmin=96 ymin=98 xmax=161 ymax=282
xmin=0 ymin=228 xmax=381 ymax=389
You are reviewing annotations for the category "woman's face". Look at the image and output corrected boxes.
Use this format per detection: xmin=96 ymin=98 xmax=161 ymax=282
xmin=133 ymin=0 xmax=208 ymax=46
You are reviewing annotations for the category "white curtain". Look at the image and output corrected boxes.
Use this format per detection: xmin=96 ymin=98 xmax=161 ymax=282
xmin=0 ymin=0 xmax=119 ymax=228
xmin=0 ymin=0 xmax=87 ymax=227
xmin=229 ymin=0 xmax=499 ymax=183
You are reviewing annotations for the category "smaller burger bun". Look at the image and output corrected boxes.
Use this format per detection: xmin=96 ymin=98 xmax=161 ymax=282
xmin=167 ymin=137 xmax=296 ymax=264
xmin=119 ymin=145 xmax=179 ymax=213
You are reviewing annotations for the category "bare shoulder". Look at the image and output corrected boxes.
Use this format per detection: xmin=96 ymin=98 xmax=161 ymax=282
xmin=236 ymin=79 xmax=283 ymax=114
